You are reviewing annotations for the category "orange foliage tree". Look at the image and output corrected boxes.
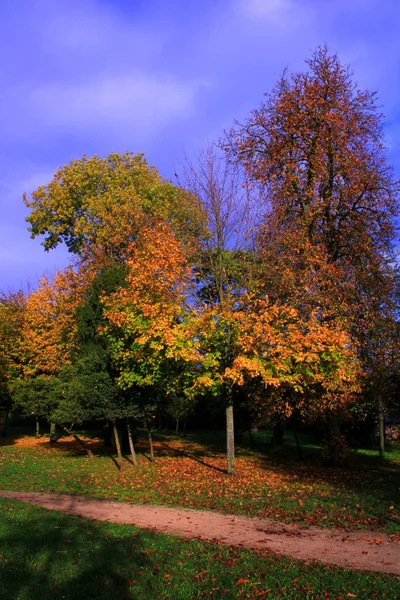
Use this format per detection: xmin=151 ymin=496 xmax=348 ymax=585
xmin=101 ymin=222 xmax=196 ymax=392
xmin=103 ymin=221 xmax=360 ymax=474
xmin=21 ymin=266 xmax=90 ymax=378
xmin=0 ymin=290 xmax=27 ymax=432
xmin=226 ymin=47 xmax=398 ymax=267
xmin=225 ymin=46 xmax=399 ymax=445
xmin=10 ymin=265 xmax=93 ymax=439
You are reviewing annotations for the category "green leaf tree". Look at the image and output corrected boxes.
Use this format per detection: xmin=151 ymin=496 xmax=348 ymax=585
xmin=24 ymin=152 xmax=204 ymax=262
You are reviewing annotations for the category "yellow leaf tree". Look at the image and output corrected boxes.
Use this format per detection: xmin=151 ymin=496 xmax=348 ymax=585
xmin=103 ymin=221 xmax=360 ymax=474
xmin=24 ymin=152 xmax=205 ymax=263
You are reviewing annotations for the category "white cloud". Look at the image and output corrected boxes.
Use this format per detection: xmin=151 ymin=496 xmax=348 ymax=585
xmin=40 ymin=0 xmax=169 ymax=65
xmin=26 ymin=74 xmax=207 ymax=137
xmin=237 ymin=0 xmax=293 ymax=21
xmin=0 ymin=0 xmax=205 ymax=145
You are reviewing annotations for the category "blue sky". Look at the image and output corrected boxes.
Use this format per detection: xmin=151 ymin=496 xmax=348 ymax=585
xmin=1 ymin=0 xmax=399 ymax=291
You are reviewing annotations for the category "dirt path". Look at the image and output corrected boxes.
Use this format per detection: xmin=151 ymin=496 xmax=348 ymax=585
xmin=1 ymin=490 xmax=399 ymax=575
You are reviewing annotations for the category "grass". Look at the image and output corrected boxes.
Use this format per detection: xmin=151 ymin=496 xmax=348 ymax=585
xmin=0 ymin=426 xmax=399 ymax=535
xmin=0 ymin=496 xmax=399 ymax=600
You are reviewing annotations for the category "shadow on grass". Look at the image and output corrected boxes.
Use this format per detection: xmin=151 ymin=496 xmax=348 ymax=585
xmin=0 ymin=434 xmax=104 ymax=456
xmin=1 ymin=497 xmax=399 ymax=600
xmin=246 ymin=446 xmax=400 ymax=531
xmin=154 ymin=429 xmax=400 ymax=531
xmin=2 ymin=425 xmax=399 ymax=532
xmin=109 ymin=454 xmax=122 ymax=470
xmin=0 ymin=497 xmax=153 ymax=600
xmin=157 ymin=441 xmax=227 ymax=474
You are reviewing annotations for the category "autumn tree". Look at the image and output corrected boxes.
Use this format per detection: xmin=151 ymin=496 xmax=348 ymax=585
xmin=226 ymin=46 xmax=398 ymax=266
xmin=226 ymin=46 xmax=399 ymax=444
xmin=24 ymin=152 xmax=205 ymax=263
xmin=21 ymin=266 xmax=89 ymax=378
xmin=101 ymin=222 xmax=198 ymax=461
xmin=0 ymin=290 xmax=26 ymax=436
xmin=13 ymin=266 xmax=91 ymax=439
xmin=102 ymin=217 xmax=359 ymax=475
xmin=180 ymin=145 xmax=359 ymax=473
xmin=180 ymin=145 xmax=259 ymax=474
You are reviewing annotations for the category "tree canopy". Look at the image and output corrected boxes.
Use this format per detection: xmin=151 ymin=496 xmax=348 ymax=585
xmin=24 ymin=152 xmax=205 ymax=261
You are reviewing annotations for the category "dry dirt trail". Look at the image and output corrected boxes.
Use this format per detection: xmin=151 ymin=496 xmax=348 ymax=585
xmin=1 ymin=490 xmax=399 ymax=576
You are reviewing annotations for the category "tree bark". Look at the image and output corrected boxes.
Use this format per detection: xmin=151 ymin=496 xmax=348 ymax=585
xmin=226 ymin=401 xmax=235 ymax=475
xmin=327 ymin=415 xmax=341 ymax=466
xmin=112 ymin=419 xmax=122 ymax=460
xmin=146 ymin=420 xmax=154 ymax=461
xmin=273 ymin=420 xmax=285 ymax=448
xmin=35 ymin=415 xmax=40 ymax=438
xmin=292 ymin=426 xmax=304 ymax=461
xmin=49 ymin=422 xmax=57 ymax=443
xmin=62 ymin=426 xmax=93 ymax=458
xmin=378 ymin=395 xmax=385 ymax=460
xmin=2 ymin=411 xmax=9 ymax=437
xmin=127 ymin=421 xmax=137 ymax=465
xmin=328 ymin=416 xmax=341 ymax=437
xmin=247 ymin=427 xmax=254 ymax=446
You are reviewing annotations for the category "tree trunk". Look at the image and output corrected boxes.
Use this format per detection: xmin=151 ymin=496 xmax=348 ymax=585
xmin=226 ymin=401 xmax=235 ymax=475
xmin=247 ymin=427 xmax=254 ymax=446
xmin=327 ymin=415 xmax=340 ymax=438
xmin=62 ymin=426 xmax=93 ymax=458
xmin=146 ymin=420 xmax=154 ymax=461
xmin=49 ymin=422 xmax=57 ymax=443
xmin=378 ymin=395 xmax=385 ymax=460
xmin=102 ymin=421 xmax=113 ymax=447
xmin=176 ymin=418 xmax=179 ymax=434
xmin=112 ymin=419 xmax=122 ymax=460
xmin=327 ymin=415 xmax=341 ymax=466
xmin=35 ymin=415 xmax=40 ymax=438
xmin=273 ymin=420 xmax=285 ymax=448
xmin=2 ymin=411 xmax=9 ymax=437
xmin=127 ymin=421 xmax=137 ymax=465
xmin=292 ymin=427 xmax=304 ymax=461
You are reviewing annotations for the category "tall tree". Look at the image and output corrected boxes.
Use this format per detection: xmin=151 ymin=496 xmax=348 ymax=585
xmin=225 ymin=46 xmax=399 ymax=441
xmin=75 ymin=264 xmax=144 ymax=462
xmin=180 ymin=145 xmax=259 ymax=474
xmin=102 ymin=222 xmax=195 ymax=393
xmin=181 ymin=145 xmax=360 ymax=473
xmin=11 ymin=266 xmax=90 ymax=439
xmin=226 ymin=46 xmax=398 ymax=269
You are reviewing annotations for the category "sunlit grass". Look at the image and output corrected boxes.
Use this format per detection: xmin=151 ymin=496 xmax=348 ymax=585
xmin=1 ymin=497 xmax=399 ymax=600
xmin=0 ymin=426 xmax=399 ymax=534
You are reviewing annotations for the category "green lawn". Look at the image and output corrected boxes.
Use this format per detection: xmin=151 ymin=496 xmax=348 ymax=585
xmin=0 ymin=497 xmax=399 ymax=600
xmin=0 ymin=426 xmax=399 ymax=534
